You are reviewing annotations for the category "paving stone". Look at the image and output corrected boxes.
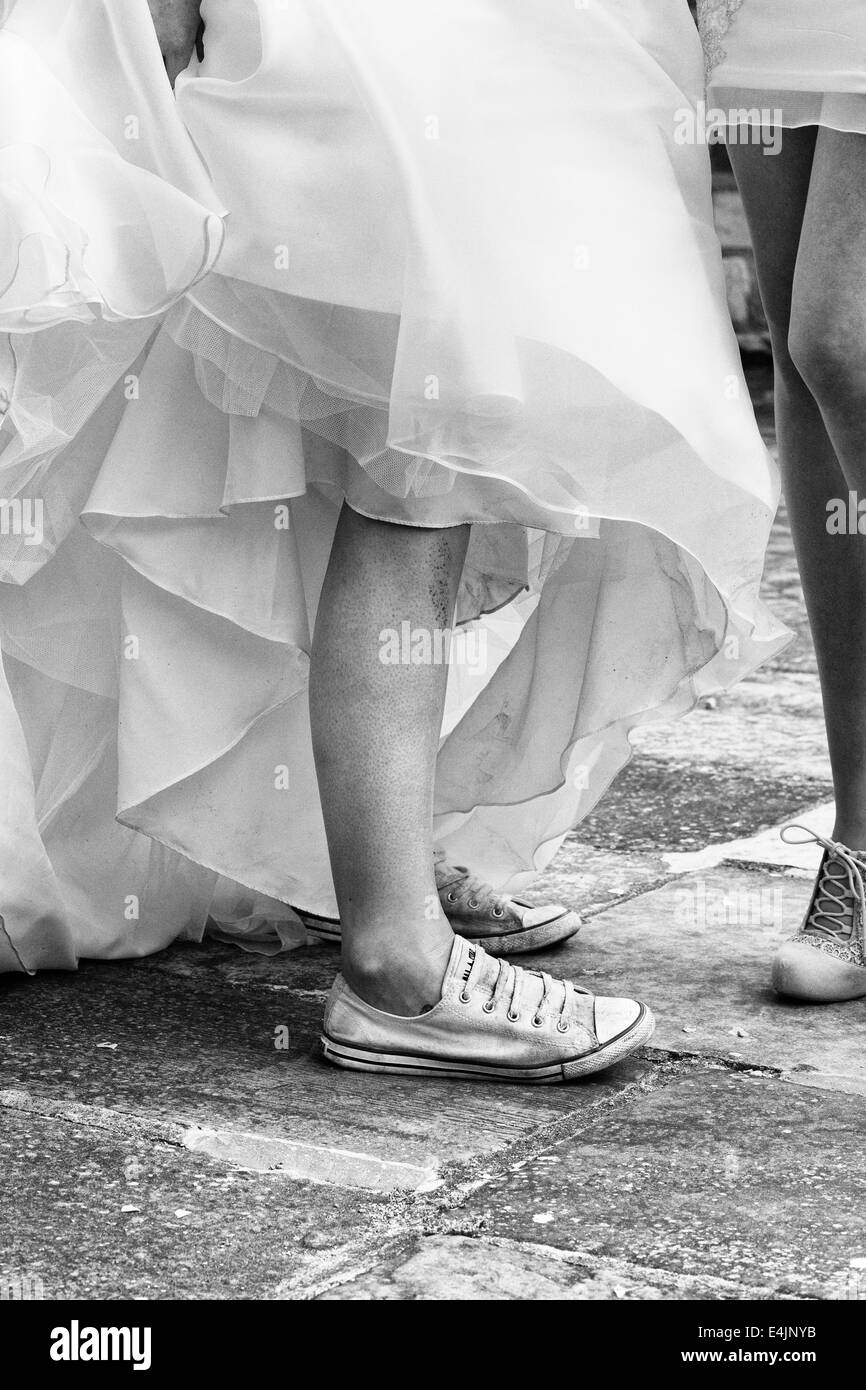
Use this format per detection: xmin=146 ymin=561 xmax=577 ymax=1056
xmin=0 ymin=1109 xmax=376 ymax=1299
xmin=665 ymin=802 xmax=833 ymax=875
xmin=525 ymin=866 xmax=865 ymax=1081
xmin=518 ymin=842 xmax=672 ymax=918
xmin=0 ymin=948 xmax=654 ymax=1193
xmin=456 ymin=1073 xmax=866 ymax=1300
xmin=628 ymin=670 xmax=828 ymax=782
xmin=576 ymin=758 xmax=830 ymax=856
xmin=317 ymin=1232 xmax=758 ymax=1301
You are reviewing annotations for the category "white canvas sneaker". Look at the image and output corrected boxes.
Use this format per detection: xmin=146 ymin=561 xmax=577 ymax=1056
xmin=321 ymin=935 xmax=654 ymax=1083
xmin=303 ymin=851 xmax=581 ymax=956
xmin=432 ymin=852 xmax=581 ymax=954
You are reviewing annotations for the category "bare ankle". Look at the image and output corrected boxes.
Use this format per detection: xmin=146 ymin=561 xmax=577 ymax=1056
xmin=341 ymin=935 xmax=453 ymax=1017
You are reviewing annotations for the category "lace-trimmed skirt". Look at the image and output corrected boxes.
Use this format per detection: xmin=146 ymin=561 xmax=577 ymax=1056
xmin=698 ymin=0 xmax=866 ymax=132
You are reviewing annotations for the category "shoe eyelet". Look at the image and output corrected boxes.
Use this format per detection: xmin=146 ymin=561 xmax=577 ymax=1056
xmin=556 ymin=1020 xmax=569 ymax=1033
xmin=482 ymin=1001 xmax=495 ymax=1014
xmin=531 ymin=1015 xmax=545 ymax=1029
xmin=492 ymin=906 xmax=504 ymax=918
xmin=459 ymin=990 xmax=471 ymax=1004
xmin=507 ymin=1010 xmax=520 ymax=1023
xmin=468 ymin=898 xmax=479 ymax=909
xmin=447 ymin=892 xmax=457 ymax=903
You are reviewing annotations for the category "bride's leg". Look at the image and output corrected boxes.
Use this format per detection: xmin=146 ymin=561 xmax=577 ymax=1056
xmin=729 ymin=131 xmax=866 ymax=850
xmin=309 ymin=502 xmax=469 ymax=1016
xmin=310 ymin=502 xmax=654 ymax=1068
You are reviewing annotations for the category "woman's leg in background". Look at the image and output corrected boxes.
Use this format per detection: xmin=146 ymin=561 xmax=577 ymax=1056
xmin=309 ymin=503 xmax=469 ymax=1016
xmin=730 ymin=130 xmax=866 ymax=850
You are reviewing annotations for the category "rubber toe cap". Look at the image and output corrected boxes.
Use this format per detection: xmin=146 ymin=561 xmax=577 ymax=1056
xmin=772 ymin=940 xmax=866 ymax=1003
xmin=594 ymin=995 xmax=642 ymax=1044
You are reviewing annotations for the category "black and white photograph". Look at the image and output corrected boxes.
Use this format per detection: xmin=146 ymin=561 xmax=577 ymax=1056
xmin=0 ymin=0 xmax=864 ymax=1341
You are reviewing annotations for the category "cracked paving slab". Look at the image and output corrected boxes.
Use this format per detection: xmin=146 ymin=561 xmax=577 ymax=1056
xmin=338 ymin=1072 xmax=866 ymax=1301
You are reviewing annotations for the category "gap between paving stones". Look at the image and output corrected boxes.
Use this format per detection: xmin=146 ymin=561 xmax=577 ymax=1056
xmin=576 ymin=858 xmax=810 ymax=923
xmin=0 ymin=1056 xmax=702 ymax=1296
xmin=0 ymin=1060 xmax=677 ymax=1193
xmin=286 ymin=1056 xmax=810 ymax=1300
xmin=0 ymin=1043 xmax=801 ymax=1195
xmin=278 ymin=1059 xmax=691 ymax=1295
xmin=578 ymin=871 xmax=679 ymax=920
xmin=275 ymin=1050 xmax=860 ymax=1298
xmin=306 ymin=1233 xmax=792 ymax=1303
xmin=3 ymin=1055 xmax=837 ymax=1297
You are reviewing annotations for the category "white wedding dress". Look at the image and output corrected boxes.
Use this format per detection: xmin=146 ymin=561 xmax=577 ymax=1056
xmin=0 ymin=0 xmax=788 ymax=972
xmin=699 ymin=0 xmax=866 ymax=130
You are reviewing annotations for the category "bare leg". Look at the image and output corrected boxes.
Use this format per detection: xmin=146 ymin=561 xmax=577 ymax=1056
xmin=309 ymin=503 xmax=469 ymax=1015
xmin=730 ymin=130 xmax=866 ymax=850
xmin=787 ymin=127 xmax=866 ymax=847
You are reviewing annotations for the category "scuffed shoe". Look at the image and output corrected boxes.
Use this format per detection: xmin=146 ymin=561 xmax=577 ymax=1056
xmin=321 ymin=935 xmax=654 ymax=1083
xmin=303 ymin=851 xmax=581 ymax=957
xmin=772 ymin=826 xmax=866 ymax=1003
xmin=433 ymin=850 xmax=581 ymax=954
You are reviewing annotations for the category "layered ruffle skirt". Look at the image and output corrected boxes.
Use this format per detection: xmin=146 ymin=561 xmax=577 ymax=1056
xmin=0 ymin=0 xmax=788 ymax=971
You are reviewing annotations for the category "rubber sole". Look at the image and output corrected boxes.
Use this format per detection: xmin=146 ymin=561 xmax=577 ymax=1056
xmin=304 ymin=910 xmax=582 ymax=957
xmin=321 ymin=1002 xmax=655 ymax=1083
xmin=472 ymin=910 xmax=582 ymax=955
xmin=303 ymin=914 xmax=341 ymax=944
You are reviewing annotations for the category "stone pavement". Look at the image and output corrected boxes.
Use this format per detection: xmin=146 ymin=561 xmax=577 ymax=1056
xmin=3 ymin=471 xmax=864 ymax=1303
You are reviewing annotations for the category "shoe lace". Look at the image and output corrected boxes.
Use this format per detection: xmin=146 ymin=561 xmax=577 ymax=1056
xmin=435 ymin=850 xmax=508 ymax=917
xmin=781 ymin=825 xmax=866 ymax=946
xmin=462 ymin=949 xmax=588 ymax=1029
